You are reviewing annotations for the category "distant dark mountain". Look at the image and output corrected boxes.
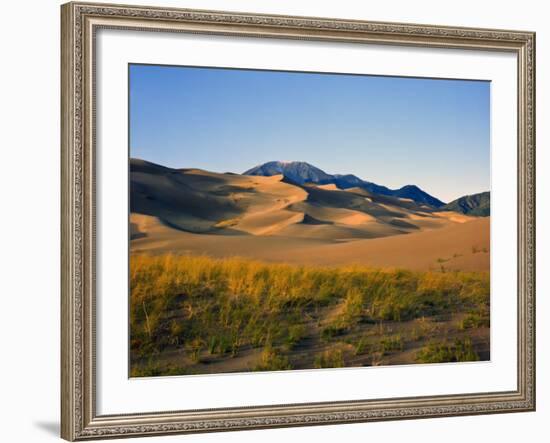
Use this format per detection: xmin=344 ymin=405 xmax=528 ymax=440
xmin=243 ymin=161 xmax=333 ymax=184
xmin=243 ymin=161 xmax=445 ymax=208
xmin=393 ymin=185 xmax=446 ymax=208
xmin=329 ymin=174 xmax=393 ymax=196
xmin=330 ymin=174 xmax=367 ymax=189
xmin=442 ymin=192 xmax=490 ymax=216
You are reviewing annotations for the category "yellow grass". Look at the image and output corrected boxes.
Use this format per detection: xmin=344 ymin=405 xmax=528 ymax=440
xmin=130 ymin=254 xmax=489 ymax=376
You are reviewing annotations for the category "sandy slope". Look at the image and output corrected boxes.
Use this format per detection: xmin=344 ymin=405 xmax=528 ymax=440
xmin=130 ymin=214 xmax=489 ymax=271
xmin=131 ymin=159 xmax=309 ymax=234
xmin=130 ymin=159 xmax=490 ymax=271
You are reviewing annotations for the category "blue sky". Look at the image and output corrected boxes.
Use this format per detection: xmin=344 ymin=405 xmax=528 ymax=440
xmin=129 ymin=64 xmax=490 ymax=203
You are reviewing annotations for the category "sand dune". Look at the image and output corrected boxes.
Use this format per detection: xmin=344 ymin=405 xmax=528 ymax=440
xmin=289 ymin=201 xmax=377 ymax=225
xmin=315 ymin=183 xmax=340 ymax=191
xmin=288 ymin=217 xmax=490 ymax=270
xmin=131 ymin=159 xmax=308 ymax=235
xmin=231 ymin=210 xmax=305 ymax=236
xmin=130 ymin=159 xmax=489 ymax=271
xmin=130 ymin=215 xmax=489 ymax=271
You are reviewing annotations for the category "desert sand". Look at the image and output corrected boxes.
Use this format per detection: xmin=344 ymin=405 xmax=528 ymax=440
xmin=130 ymin=159 xmax=489 ymax=271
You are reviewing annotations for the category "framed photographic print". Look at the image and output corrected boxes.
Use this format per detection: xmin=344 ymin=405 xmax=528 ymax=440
xmin=61 ymin=2 xmax=536 ymax=440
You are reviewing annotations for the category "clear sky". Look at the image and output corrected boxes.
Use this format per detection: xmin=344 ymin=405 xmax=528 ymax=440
xmin=129 ymin=64 xmax=490 ymax=203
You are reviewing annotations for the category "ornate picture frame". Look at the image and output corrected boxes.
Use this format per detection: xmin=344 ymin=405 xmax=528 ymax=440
xmin=61 ymin=2 xmax=535 ymax=440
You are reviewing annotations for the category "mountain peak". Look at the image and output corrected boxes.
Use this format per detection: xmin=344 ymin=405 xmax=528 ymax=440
xmin=279 ymin=160 xmax=304 ymax=165
xmin=399 ymin=184 xmax=420 ymax=191
xmin=243 ymin=161 xmax=446 ymax=208
xmin=243 ymin=161 xmax=333 ymax=184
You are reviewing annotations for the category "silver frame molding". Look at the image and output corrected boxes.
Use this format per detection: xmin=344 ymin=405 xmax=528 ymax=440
xmin=61 ymin=2 xmax=536 ymax=440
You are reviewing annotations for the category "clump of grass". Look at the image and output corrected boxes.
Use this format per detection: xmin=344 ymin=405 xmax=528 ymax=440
xmin=187 ymin=338 xmax=205 ymax=363
xmin=378 ymin=334 xmax=404 ymax=354
xmin=341 ymin=287 xmax=364 ymax=324
xmin=284 ymin=324 xmax=307 ymax=350
xmin=415 ymin=338 xmax=479 ymax=363
xmin=370 ymin=351 xmax=384 ymax=366
xmin=320 ymin=324 xmax=348 ymax=342
xmin=130 ymin=360 xmax=164 ymax=378
xmin=354 ymin=336 xmax=371 ymax=355
xmin=131 ymin=362 xmax=195 ymax=377
xmin=314 ymin=348 xmax=345 ymax=369
xmin=460 ymin=309 xmax=490 ymax=330
xmin=254 ymin=346 xmax=292 ymax=371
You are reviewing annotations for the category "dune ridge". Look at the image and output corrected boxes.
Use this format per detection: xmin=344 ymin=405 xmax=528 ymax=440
xmin=130 ymin=158 xmax=489 ymax=271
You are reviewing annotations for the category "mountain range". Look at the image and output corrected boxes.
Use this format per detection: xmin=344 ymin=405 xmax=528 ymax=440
xmin=244 ymin=161 xmax=446 ymax=208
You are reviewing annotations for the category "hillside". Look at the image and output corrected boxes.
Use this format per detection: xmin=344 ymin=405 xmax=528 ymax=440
xmin=443 ymin=191 xmax=490 ymax=216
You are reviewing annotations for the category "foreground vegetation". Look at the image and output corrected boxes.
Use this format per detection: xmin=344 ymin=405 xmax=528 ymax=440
xmin=130 ymin=254 xmax=490 ymax=376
